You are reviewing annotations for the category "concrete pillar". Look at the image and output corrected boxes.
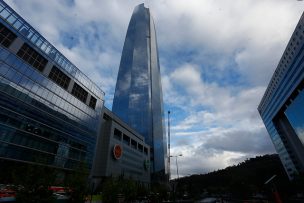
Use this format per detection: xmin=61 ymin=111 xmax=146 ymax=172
xmin=86 ymin=94 xmax=91 ymax=106
xmin=42 ymin=61 xmax=53 ymax=77
xmin=8 ymin=37 xmax=23 ymax=54
xmin=67 ymin=80 xmax=75 ymax=93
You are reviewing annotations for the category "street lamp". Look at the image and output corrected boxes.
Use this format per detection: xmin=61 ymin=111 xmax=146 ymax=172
xmin=170 ymin=154 xmax=182 ymax=179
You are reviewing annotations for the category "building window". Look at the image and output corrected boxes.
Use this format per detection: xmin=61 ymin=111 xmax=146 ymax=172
xmin=144 ymin=147 xmax=148 ymax=155
xmin=89 ymin=96 xmax=97 ymax=109
xmin=48 ymin=66 xmax=71 ymax=89
xmin=131 ymin=139 xmax=137 ymax=150
xmin=123 ymin=134 xmax=130 ymax=146
xmin=0 ymin=22 xmax=17 ymax=48
xmin=71 ymin=82 xmax=88 ymax=103
xmin=114 ymin=128 xmax=122 ymax=141
xmin=103 ymin=113 xmax=110 ymax=121
xmin=138 ymin=144 xmax=143 ymax=152
xmin=17 ymin=43 xmax=47 ymax=72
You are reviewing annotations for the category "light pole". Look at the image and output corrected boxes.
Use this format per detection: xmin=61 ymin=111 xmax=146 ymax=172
xmin=170 ymin=154 xmax=182 ymax=202
xmin=170 ymin=154 xmax=182 ymax=179
xmin=168 ymin=111 xmax=171 ymax=181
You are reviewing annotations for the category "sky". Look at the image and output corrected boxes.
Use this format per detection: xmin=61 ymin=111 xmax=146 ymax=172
xmin=5 ymin=0 xmax=304 ymax=178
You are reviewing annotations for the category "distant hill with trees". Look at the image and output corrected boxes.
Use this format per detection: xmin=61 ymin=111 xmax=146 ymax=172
xmin=175 ymin=154 xmax=304 ymax=201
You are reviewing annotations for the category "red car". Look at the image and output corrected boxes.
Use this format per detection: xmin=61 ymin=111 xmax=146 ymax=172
xmin=0 ymin=188 xmax=16 ymax=202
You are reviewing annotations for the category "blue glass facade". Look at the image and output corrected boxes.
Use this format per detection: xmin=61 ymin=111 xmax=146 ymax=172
xmin=258 ymin=13 xmax=304 ymax=179
xmin=0 ymin=0 xmax=104 ymax=174
xmin=112 ymin=4 xmax=167 ymax=178
xmin=285 ymin=91 xmax=304 ymax=146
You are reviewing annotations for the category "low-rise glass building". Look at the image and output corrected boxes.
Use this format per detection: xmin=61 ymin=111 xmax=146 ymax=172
xmin=0 ymin=0 xmax=104 ymax=179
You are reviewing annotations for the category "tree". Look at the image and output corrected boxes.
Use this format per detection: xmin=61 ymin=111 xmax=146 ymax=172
xmin=64 ymin=163 xmax=89 ymax=203
xmin=176 ymin=154 xmax=291 ymax=200
xmin=13 ymin=163 xmax=56 ymax=203
xmin=101 ymin=176 xmax=150 ymax=203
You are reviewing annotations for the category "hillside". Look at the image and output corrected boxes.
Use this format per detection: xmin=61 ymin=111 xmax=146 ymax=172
xmin=175 ymin=154 xmax=303 ymax=200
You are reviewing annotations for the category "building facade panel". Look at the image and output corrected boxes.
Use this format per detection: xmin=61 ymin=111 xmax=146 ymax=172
xmin=149 ymin=15 xmax=167 ymax=174
xmin=258 ymin=12 xmax=304 ymax=179
xmin=93 ymin=107 xmax=150 ymax=185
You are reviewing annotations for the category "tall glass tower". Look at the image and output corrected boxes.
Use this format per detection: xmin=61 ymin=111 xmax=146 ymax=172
xmin=112 ymin=4 xmax=167 ymax=179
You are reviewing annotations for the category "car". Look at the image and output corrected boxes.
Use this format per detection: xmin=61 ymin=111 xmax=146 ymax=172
xmin=0 ymin=187 xmax=16 ymax=202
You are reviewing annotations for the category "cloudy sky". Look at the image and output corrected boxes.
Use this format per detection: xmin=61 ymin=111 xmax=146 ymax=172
xmin=5 ymin=0 xmax=304 ymax=178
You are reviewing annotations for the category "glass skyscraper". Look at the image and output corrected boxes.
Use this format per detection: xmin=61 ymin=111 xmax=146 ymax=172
xmin=258 ymin=13 xmax=304 ymax=179
xmin=0 ymin=0 xmax=104 ymax=179
xmin=112 ymin=4 xmax=167 ymax=179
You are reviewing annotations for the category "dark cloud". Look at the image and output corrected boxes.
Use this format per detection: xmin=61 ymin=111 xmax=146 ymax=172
xmin=201 ymin=128 xmax=275 ymax=154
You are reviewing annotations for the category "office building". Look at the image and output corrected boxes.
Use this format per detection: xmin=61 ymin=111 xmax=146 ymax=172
xmin=0 ymin=0 xmax=105 ymax=180
xmin=93 ymin=107 xmax=150 ymax=186
xmin=112 ymin=4 xmax=167 ymax=180
xmin=258 ymin=13 xmax=304 ymax=179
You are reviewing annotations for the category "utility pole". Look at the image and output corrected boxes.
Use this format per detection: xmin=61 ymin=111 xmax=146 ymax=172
xmin=168 ymin=110 xmax=171 ymax=181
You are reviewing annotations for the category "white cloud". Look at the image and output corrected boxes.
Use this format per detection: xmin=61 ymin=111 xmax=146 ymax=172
xmin=166 ymin=62 xmax=276 ymax=175
xmin=153 ymin=0 xmax=303 ymax=85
